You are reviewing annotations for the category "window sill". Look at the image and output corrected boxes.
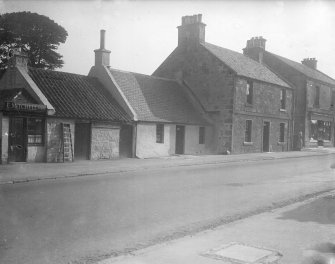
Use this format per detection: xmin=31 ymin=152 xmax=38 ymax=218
xmin=28 ymin=144 xmax=44 ymax=147
xmin=243 ymin=141 xmax=253 ymax=146
xmin=277 ymin=142 xmax=285 ymax=145
xmin=279 ymin=109 xmax=287 ymax=112
xmin=309 ymin=140 xmax=317 ymax=143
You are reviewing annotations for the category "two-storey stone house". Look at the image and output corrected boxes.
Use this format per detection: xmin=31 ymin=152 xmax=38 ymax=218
xmin=243 ymin=36 xmax=335 ymax=149
xmin=154 ymin=15 xmax=293 ymax=154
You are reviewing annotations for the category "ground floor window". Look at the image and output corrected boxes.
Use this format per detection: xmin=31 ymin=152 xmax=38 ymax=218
xmin=245 ymin=120 xmax=252 ymax=142
xmin=310 ymin=120 xmax=331 ymax=141
xmin=156 ymin=124 xmax=164 ymax=143
xmin=199 ymin=127 xmax=205 ymax=144
xmin=27 ymin=118 xmax=44 ymax=145
xmin=279 ymin=123 xmax=285 ymax=143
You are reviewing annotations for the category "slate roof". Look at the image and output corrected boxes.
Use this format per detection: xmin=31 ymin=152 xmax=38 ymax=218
xmin=109 ymin=68 xmax=207 ymax=125
xmin=202 ymin=42 xmax=290 ymax=88
xmin=28 ymin=68 xmax=130 ymax=121
xmin=265 ymin=52 xmax=335 ymax=86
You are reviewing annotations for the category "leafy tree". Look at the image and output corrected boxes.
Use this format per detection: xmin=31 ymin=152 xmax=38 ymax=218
xmin=0 ymin=11 xmax=68 ymax=71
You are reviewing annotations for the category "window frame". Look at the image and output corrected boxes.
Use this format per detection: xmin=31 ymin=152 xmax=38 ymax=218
xmin=27 ymin=117 xmax=45 ymax=146
xmin=314 ymin=86 xmax=320 ymax=108
xmin=246 ymin=80 xmax=253 ymax=105
xmin=156 ymin=124 xmax=164 ymax=143
xmin=279 ymin=123 xmax=285 ymax=143
xmin=280 ymin=89 xmax=286 ymax=110
xmin=199 ymin=126 xmax=205 ymax=144
xmin=244 ymin=120 xmax=252 ymax=143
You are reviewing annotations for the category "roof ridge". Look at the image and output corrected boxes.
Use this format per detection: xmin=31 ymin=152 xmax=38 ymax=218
xmin=109 ymin=67 xmax=180 ymax=83
xmin=28 ymin=67 xmax=94 ymax=79
xmin=266 ymin=51 xmax=335 ymax=85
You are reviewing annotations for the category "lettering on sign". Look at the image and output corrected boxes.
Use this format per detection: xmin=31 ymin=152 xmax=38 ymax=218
xmin=5 ymin=102 xmax=47 ymax=112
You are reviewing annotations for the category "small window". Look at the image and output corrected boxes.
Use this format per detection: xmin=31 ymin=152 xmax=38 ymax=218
xmin=314 ymin=86 xmax=320 ymax=108
xmin=156 ymin=124 xmax=164 ymax=143
xmin=245 ymin=120 xmax=252 ymax=142
xmin=199 ymin=127 xmax=205 ymax=144
xmin=279 ymin=123 xmax=285 ymax=143
xmin=280 ymin=89 xmax=286 ymax=109
xmin=246 ymin=80 xmax=253 ymax=105
xmin=331 ymin=90 xmax=335 ymax=108
xmin=27 ymin=118 xmax=44 ymax=145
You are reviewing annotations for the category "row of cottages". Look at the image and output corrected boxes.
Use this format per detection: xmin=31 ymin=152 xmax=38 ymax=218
xmin=242 ymin=38 xmax=335 ymax=149
xmin=0 ymin=52 xmax=131 ymax=163
xmin=1 ymin=14 xmax=334 ymax=162
xmin=0 ymin=30 xmax=211 ymax=162
xmin=154 ymin=14 xmax=293 ymax=154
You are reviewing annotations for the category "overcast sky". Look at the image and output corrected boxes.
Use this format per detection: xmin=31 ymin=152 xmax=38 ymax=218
xmin=1 ymin=0 xmax=335 ymax=78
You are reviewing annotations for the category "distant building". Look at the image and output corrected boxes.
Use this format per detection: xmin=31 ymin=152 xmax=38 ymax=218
xmin=89 ymin=31 xmax=212 ymax=158
xmin=0 ymin=51 xmax=130 ymax=163
xmin=154 ymin=14 xmax=293 ymax=154
xmin=243 ymin=36 xmax=335 ymax=149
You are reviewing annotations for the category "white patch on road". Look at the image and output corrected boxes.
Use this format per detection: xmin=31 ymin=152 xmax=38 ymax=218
xmin=202 ymin=242 xmax=282 ymax=263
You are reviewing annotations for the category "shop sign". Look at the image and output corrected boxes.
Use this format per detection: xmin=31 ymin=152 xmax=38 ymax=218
xmin=5 ymin=101 xmax=47 ymax=112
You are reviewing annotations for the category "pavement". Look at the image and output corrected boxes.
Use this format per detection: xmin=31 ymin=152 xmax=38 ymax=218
xmin=1 ymin=147 xmax=335 ymax=184
xmin=98 ymin=190 xmax=335 ymax=264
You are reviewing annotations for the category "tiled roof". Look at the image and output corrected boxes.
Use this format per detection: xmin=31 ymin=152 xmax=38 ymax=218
xmin=202 ymin=42 xmax=290 ymax=88
xmin=28 ymin=68 xmax=130 ymax=121
xmin=266 ymin=52 xmax=335 ymax=86
xmin=109 ymin=68 xmax=207 ymax=125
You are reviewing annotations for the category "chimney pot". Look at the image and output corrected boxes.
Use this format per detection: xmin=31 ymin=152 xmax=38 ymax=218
xmin=301 ymin=58 xmax=317 ymax=69
xmin=100 ymin=29 xmax=106 ymax=49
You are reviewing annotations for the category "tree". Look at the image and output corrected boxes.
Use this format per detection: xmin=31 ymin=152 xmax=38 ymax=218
xmin=0 ymin=11 xmax=68 ymax=71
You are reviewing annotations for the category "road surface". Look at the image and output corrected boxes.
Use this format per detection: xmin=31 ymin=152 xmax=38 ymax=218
xmin=0 ymin=155 xmax=334 ymax=263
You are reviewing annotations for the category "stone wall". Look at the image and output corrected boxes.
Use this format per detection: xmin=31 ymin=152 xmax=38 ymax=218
xmin=46 ymin=118 xmax=75 ymax=163
xmin=154 ymin=45 xmax=235 ymax=154
xmin=90 ymin=123 xmax=120 ymax=160
xmin=233 ymin=114 xmax=290 ymax=153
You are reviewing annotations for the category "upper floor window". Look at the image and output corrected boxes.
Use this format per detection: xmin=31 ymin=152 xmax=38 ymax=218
xmin=199 ymin=127 xmax=205 ymax=144
xmin=331 ymin=90 xmax=335 ymax=108
xmin=156 ymin=124 xmax=164 ymax=143
xmin=280 ymin=89 xmax=286 ymax=109
xmin=314 ymin=86 xmax=320 ymax=108
xmin=279 ymin=123 xmax=285 ymax=143
xmin=245 ymin=120 xmax=252 ymax=142
xmin=246 ymin=80 xmax=253 ymax=105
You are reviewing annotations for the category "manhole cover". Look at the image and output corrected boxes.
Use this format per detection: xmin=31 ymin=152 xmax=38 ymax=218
xmin=202 ymin=242 xmax=282 ymax=263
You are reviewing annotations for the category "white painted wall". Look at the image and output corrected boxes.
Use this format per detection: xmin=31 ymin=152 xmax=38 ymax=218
xmin=1 ymin=115 xmax=9 ymax=163
xmin=136 ymin=122 xmax=213 ymax=158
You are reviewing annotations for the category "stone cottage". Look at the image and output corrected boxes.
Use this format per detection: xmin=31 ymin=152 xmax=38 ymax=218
xmin=0 ymin=50 xmax=130 ymax=163
xmin=243 ymin=36 xmax=335 ymax=149
xmin=89 ymin=31 xmax=213 ymax=158
xmin=153 ymin=14 xmax=293 ymax=154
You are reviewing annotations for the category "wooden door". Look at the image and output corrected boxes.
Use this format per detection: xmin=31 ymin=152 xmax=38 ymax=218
xmin=74 ymin=123 xmax=90 ymax=160
xmin=263 ymin=121 xmax=270 ymax=152
xmin=175 ymin=125 xmax=185 ymax=154
xmin=9 ymin=117 xmax=26 ymax=162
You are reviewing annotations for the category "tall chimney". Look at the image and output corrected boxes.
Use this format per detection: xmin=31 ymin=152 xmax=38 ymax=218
xmin=94 ymin=29 xmax=111 ymax=67
xmin=178 ymin=14 xmax=206 ymax=48
xmin=301 ymin=58 xmax=317 ymax=70
xmin=243 ymin=36 xmax=267 ymax=64
xmin=8 ymin=48 xmax=29 ymax=71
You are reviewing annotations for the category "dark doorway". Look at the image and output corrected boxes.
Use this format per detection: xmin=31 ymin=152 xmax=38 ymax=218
xmin=74 ymin=123 xmax=90 ymax=160
xmin=119 ymin=125 xmax=133 ymax=158
xmin=175 ymin=125 xmax=185 ymax=154
xmin=263 ymin=121 xmax=270 ymax=152
xmin=9 ymin=117 xmax=26 ymax=162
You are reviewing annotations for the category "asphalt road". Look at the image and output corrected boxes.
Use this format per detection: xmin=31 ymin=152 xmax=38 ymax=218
xmin=1 ymin=155 xmax=334 ymax=264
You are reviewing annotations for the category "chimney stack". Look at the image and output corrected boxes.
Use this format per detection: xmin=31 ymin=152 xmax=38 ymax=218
xmin=178 ymin=14 xmax=206 ymax=48
xmin=94 ymin=29 xmax=111 ymax=67
xmin=243 ymin=36 xmax=267 ymax=64
xmin=301 ymin=58 xmax=317 ymax=70
xmin=8 ymin=48 xmax=29 ymax=71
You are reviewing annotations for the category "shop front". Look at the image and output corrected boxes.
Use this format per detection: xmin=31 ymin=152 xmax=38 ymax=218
xmin=308 ymin=113 xmax=333 ymax=147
